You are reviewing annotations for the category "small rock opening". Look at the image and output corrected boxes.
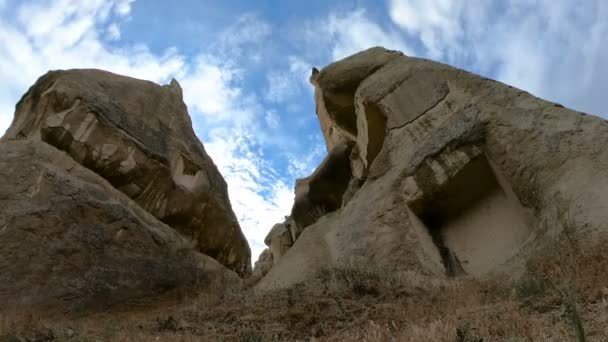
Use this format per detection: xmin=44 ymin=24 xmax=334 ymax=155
xmin=173 ymin=153 xmax=208 ymax=191
xmin=322 ymin=90 xmax=358 ymax=137
xmin=406 ymin=152 xmax=533 ymax=277
xmin=180 ymin=153 xmax=200 ymax=176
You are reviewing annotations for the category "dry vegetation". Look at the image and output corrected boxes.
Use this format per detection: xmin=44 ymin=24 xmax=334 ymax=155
xmin=2 ymin=226 xmax=607 ymax=342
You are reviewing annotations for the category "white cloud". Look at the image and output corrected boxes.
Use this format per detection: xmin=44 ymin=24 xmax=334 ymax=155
xmin=389 ymin=0 xmax=463 ymax=59
xmin=181 ymin=56 xmax=246 ymax=119
xmin=0 ymin=0 xmax=185 ymax=135
xmin=0 ymin=1 xmax=296 ymax=264
xmin=170 ymin=15 xmax=296 ymax=262
xmin=289 ymin=56 xmax=312 ymax=86
xmin=264 ymin=110 xmax=280 ymax=129
xmin=388 ymin=0 xmax=608 ymax=116
xmin=213 ymin=14 xmax=272 ymax=62
xmin=319 ymin=9 xmax=413 ymax=61
xmin=114 ymin=0 xmax=134 ymax=17
xmin=203 ymin=128 xmax=293 ymax=261
xmin=265 ymin=71 xmax=295 ymax=102
xmin=106 ymin=23 xmax=121 ymax=40
xmin=264 ymin=56 xmax=313 ymax=103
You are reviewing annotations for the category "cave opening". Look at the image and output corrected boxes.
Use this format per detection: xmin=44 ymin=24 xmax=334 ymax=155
xmin=408 ymin=154 xmax=533 ymax=277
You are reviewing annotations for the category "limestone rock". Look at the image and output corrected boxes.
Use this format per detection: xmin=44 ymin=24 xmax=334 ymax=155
xmin=0 ymin=141 xmax=240 ymax=313
xmin=3 ymin=69 xmax=250 ymax=276
xmin=257 ymin=47 xmax=608 ymax=290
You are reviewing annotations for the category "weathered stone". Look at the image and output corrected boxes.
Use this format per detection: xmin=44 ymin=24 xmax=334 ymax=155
xmin=3 ymin=69 xmax=250 ymax=276
xmin=0 ymin=141 xmax=240 ymax=313
xmin=264 ymin=223 xmax=293 ymax=263
xmin=248 ymin=249 xmax=273 ymax=285
xmin=310 ymin=47 xmax=403 ymax=151
xmin=290 ymin=142 xmax=355 ymax=238
xmin=257 ymin=47 xmax=608 ymax=290
xmin=311 ymin=78 xmax=356 ymax=151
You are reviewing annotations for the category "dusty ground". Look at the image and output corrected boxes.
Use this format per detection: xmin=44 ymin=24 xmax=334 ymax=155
xmin=2 ymin=229 xmax=607 ymax=342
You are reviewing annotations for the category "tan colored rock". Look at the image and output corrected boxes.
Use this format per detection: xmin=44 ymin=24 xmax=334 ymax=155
xmin=264 ymin=223 xmax=293 ymax=263
xmin=3 ymin=69 xmax=250 ymax=276
xmin=0 ymin=140 xmax=240 ymax=313
xmin=257 ymin=47 xmax=608 ymax=290
xmin=290 ymin=142 xmax=355 ymax=238
xmin=311 ymin=80 xmax=356 ymax=151
xmin=309 ymin=47 xmax=402 ymax=151
xmin=248 ymin=248 xmax=274 ymax=285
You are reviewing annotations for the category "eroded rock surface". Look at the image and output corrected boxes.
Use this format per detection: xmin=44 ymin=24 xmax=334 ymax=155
xmin=256 ymin=47 xmax=608 ymax=290
xmin=3 ymin=69 xmax=250 ymax=275
xmin=0 ymin=141 xmax=240 ymax=313
xmin=290 ymin=142 xmax=355 ymax=238
xmin=249 ymin=248 xmax=274 ymax=285
xmin=310 ymin=47 xmax=402 ymax=151
xmin=264 ymin=223 xmax=293 ymax=263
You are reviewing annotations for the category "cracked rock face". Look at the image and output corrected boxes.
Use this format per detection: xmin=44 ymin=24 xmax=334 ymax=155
xmin=3 ymin=69 xmax=251 ymax=276
xmin=0 ymin=141 xmax=240 ymax=313
xmin=256 ymin=47 xmax=608 ymax=290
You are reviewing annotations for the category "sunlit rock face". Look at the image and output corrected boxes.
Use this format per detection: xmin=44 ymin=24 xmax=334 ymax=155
xmin=3 ymin=69 xmax=251 ymax=276
xmin=256 ymin=47 xmax=608 ymax=290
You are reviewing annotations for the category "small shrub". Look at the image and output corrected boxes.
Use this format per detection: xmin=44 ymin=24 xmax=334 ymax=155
xmin=514 ymin=274 xmax=548 ymax=303
xmin=456 ymin=323 xmax=483 ymax=342
xmin=319 ymin=261 xmax=400 ymax=298
xmin=239 ymin=331 xmax=264 ymax=342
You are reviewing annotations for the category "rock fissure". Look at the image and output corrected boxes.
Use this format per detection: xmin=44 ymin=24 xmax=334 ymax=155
xmin=386 ymin=85 xmax=452 ymax=132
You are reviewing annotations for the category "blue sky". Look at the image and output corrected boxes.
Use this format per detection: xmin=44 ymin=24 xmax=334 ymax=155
xmin=0 ymin=0 xmax=606 ymax=261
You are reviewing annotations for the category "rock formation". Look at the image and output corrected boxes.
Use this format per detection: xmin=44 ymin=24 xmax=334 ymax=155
xmin=0 ymin=140 xmax=239 ymax=313
xmin=264 ymin=222 xmax=293 ymax=263
xmin=248 ymin=248 xmax=273 ymax=285
xmin=3 ymin=69 xmax=251 ymax=276
xmin=0 ymin=69 xmax=250 ymax=312
xmin=256 ymin=47 xmax=608 ymax=289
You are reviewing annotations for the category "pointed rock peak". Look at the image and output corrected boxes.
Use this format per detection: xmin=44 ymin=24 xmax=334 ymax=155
xmin=168 ymin=78 xmax=183 ymax=96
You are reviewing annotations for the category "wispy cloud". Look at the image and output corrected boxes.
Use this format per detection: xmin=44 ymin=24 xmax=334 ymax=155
xmin=213 ymin=14 xmax=272 ymax=63
xmin=202 ymin=128 xmax=294 ymax=258
xmin=264 ymin=110 xmax=280 ymax=129
xmin=181 ymin=55 xmax=249 ymax=121
xmin=180 ymin=17 xmax=299 ymax=260
xmin=389 ymin=0 xmax=608 ymax=116
xmin=305 ymin=8 xmax=413 ymax=61
xmin=2 ymin=0 xmax=606 ymax=265
xmin=264 ymin=56 xmax=314 ymax=103
xmin=389 ymin=0 xmax=464 ymax=59
xmin=0 ymin=0 xmax=185 ymax=133
xmin=0 ymin=1 xmax=298 ymax=262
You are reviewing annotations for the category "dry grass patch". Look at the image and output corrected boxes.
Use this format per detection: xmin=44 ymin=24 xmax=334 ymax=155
xmin=2 ymin=230 xmax=607 ymax=341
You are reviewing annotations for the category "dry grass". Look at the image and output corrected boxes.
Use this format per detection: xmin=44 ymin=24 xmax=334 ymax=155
xmin=2 ymin=230 xmax=607 ymax=342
